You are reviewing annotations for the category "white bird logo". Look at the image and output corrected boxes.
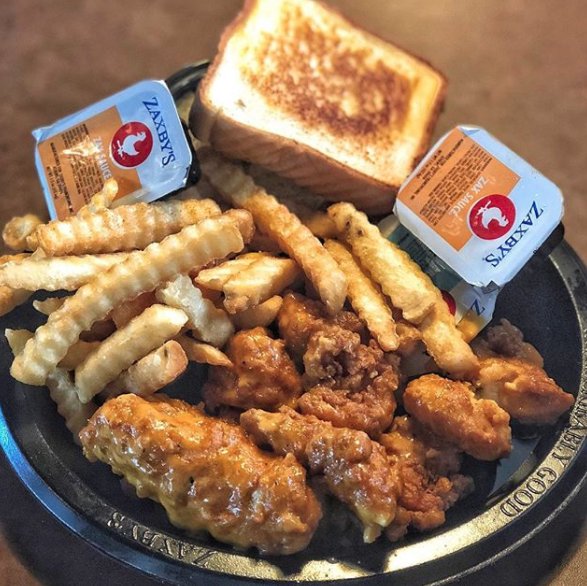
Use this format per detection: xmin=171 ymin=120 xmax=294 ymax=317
xmin=476 ymin=201 xmax=509 ymax=230
xmin=116 ymin=131 xmax=147 ymax=159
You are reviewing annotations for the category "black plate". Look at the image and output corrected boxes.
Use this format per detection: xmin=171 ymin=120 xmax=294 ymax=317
xmin=1 ymin=241 xmax=587 ymax=585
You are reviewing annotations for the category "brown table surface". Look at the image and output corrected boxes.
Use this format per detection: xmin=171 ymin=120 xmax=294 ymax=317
xmin=1 ymin=0 xmax=586 ymax=584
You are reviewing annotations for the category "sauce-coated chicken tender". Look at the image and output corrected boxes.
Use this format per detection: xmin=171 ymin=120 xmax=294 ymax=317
xmin=203 ymin=327 xmax=303 ymax=412
xmin=477 ymin=357 xmax=574 ymax=424
xmin=380 ymin=416 xmax=473 ymax=541
xmin=240 ymin=407 xmax=400 ymax=543
xmin=80 ymin=394 xmax=321 ymax=555
xmin=404 ymin=374 xmax=512 ymax=460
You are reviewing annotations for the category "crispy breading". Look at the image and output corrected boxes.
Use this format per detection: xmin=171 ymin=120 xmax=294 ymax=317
xmin=476 ymin=357 xmax=574 ymax=424
xmin=240 ymin=406 xmax=400 ymax=543
xmin=404 ymin=374 xmax=512 ymax=460
xmin=380 ymin=416 xmax=473 ymax=540
xmin=204 ymin=327 xmax=302 ymax=412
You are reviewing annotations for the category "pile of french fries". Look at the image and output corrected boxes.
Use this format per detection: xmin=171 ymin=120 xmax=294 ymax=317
xmin=0 ymin=150 xmax=479 ymax=444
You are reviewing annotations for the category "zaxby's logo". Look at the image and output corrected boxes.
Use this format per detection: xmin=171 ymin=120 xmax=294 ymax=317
xmin=110 ymin=121 xmax=153 ymax=168
xmin=468 ymin=194 xmax=516 ymax=240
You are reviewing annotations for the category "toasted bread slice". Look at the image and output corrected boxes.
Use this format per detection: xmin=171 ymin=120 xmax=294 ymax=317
xmin=191 ymin=0 xmax=447 ymax=215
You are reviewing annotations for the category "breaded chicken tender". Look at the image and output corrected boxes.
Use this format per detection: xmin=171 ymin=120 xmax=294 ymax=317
xmin=404 ymin=374 xmax=512 ymax=460
xmin=477 ymin=357 xmax=574 ymax=424
xmin=472 ymin=318 xmax=544 ymax=367
xmin=240 ymin=406 xmax=400 ymax=543
xmin=380 ymin=416 xmax=473 ymax=540
xmin=80 ymin=394 xmax=321 ymax=555
xmin=277 ymin=292 xmax=366 ymax=363
xmin=299 ymin=331 xmax=398 ymax=438
xmin=278 ymin=292 xmax=397 ymax=437
xmin=203 ymin=327 xmax=302 ymax=412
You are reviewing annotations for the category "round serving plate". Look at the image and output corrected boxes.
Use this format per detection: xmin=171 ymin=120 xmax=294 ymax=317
xmin=1 ymin=65 xmax=586 ymax=585
xmin=1 ymin=243 xmax=587 ymax=586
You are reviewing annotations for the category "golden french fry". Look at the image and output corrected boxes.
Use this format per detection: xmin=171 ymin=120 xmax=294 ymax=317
xmin=0 ymin=287 xmax=31 ymax=318
xmin=419 ymin=297 xmax=480 ymax=380
xmin=223 ymin=256 xmax=301 ymax=314
xmin=328 ymin=202 xmax=437 ymax=324
xmin=34 ymin=198 xmax=222 ymax=256
xmin=102 ymin=340 xmax=188 ymax=399
xmin=325 ymin=240 xmax=399 ymax=351
xmin=77 ymin=178 xmax=119 ymax=217
xmin=5 ymin=328 xmax=100 ymax=370
xmin=46 ymin=369 xmax=98 ymax=444
xmin=5 ymin=329 xmax=96 ymax=443
xmin=110 ymin=291 xmax=157 ymax=329
xmin=302 ymin=212 xmax=338 ymax=239
xmin=11 ymin=210 xmax=253 ymax=386
xmin=198 ymin=147 xmax=347 ymax=315
xmin=0 ymin=252 xmax=133 ymax=291
xmin=231 ymin=295 xmax=283 ymax=330
xmin=195 ymin=252 xmax=269 ymax=291
xmin=0 ymin=253 xmax=33 ymax=317
xmin=2 ymin=214 xmax=43 ymax=250
xmin=5 ymin=328 xmax=33 ymax=355
xmin=177 ymin=335 xmax=233 ymax=368
xmin=33 ymin=297 xmax=67 ymax=315
xmin=156 ymin=274 xmax=233 ymax=347
xmin=75 ymin=304 xmax=189 ymax=403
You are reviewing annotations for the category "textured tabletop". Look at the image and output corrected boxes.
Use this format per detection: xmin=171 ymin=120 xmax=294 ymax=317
xmin=0 ymin=1 xmax=586 ymax=584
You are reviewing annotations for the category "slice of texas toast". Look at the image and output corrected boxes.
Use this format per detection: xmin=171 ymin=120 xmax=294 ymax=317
xmin=190 ymin=0 xmax=447 ymax=215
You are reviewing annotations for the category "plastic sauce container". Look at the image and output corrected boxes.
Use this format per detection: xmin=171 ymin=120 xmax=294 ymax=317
xmin=381 ymin=125 xmax=564 ymax=340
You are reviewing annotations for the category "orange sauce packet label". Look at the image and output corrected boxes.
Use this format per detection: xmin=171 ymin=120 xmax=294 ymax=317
xmin=33 ymin=80 xmax=192 ymax=220
xmin=398 ymin=128 xmax=520 ymax=251
xmin=395 ymin=126 xmax=563 ymax=288
xmin=36 ymin=107 xmax=141 ymax=219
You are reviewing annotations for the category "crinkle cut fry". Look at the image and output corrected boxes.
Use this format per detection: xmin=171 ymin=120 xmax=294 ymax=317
xmin=325 ymin=239 xmax=399 ymax=351
xmin=0 ymin=253 xmax=33 ymax=317
xmin=4 ymin=329 xmax=95 ymax=444
xmin=198 ymin=147 xmax=347 ymax=315
xmin=75 ymin=304 xmax=188 ymax=403
xmin=419 ymin=296 xmax=480 ymax=380
xmin=0 ymin=252 xmax=134 ymax=291
xmin=77 ymin=178 xmax=119 ymax=217
xmin=34 ymin=198 xmax=222 ymax=256
xmin=156 ymin=274 xmax=234 ymax=347
xmin=327 ymin=202 xmax=436 ymax=324
xmin=102 ymin=340 xmax=188 ymax=399
xmin=195 ymin=252 xmax=269 ymax=291
xmin=2 ymin=214 xmax=43 ymax=250
xmin=10 ymin=210 xmax=253 ymax=386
